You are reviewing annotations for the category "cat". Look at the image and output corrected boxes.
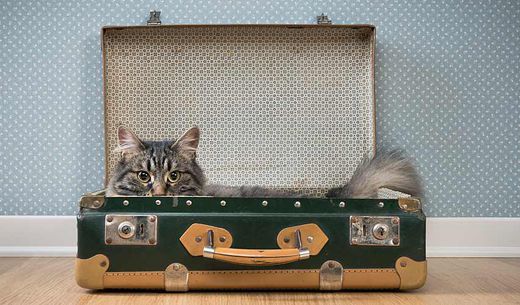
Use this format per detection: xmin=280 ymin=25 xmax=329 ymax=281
xmin=106 ymin=126 xmax=423 ymax=198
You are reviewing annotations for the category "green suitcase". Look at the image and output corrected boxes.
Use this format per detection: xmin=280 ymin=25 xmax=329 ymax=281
xmin=77 ymin=194 xmax=425 ymax=290
xmin=76 ymin=13 xmax=427 ymax=291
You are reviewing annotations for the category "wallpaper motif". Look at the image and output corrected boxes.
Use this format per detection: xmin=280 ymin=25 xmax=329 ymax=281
xmin=0 ymin=0 xmax=518 ymax=216
xmin=102 ymin=26 xmax=375 ymax=194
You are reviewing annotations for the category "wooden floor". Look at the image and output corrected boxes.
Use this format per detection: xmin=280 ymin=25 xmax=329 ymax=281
xmin=0 ymin=258 xmax=519 ymax=305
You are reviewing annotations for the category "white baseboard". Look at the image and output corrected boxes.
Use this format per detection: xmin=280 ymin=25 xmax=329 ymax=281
xmin=0 ymin=216 xmax=77 ymax=257
xmin=0 ymin=216 xmax=519 ymax=257
xmin=426 ymin=217 xmax=520 ymax=257
xmin=0 ymin=246 xmax=77 ymax=257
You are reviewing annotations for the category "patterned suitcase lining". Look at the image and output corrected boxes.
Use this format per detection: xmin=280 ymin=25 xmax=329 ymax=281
xmin=103 ymin=26 xmax=375 ymax=195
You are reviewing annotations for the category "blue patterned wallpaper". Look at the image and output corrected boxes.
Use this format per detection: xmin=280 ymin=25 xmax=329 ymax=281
xmin=0 ymin=0 xmax=518 ymax=216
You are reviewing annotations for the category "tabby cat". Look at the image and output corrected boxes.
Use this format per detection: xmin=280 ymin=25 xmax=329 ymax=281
xmin=106 ymin=127 xmax=422 ymax=198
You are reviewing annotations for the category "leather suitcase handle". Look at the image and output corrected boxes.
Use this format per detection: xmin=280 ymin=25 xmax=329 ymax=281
xmin=203 ymin=247 xmax=310 ymax=266
xmin=201 ymin=229 xmax=310 ymax=266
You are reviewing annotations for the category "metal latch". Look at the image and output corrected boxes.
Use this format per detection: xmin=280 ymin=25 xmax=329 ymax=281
xmin=105 ymin=215 xmax=158 ymax=245
xmin=320 ymin=260 xmax=343 ymax=290
xmin=350 ymin=216 xmax=400 ymax=246
xmin=147 ymin=10 xmax=161 ymax=25
xmin=164 ymin=263 xmax=189 ymax=291
xmin=317 ymin=13 xmax=332 ymax=25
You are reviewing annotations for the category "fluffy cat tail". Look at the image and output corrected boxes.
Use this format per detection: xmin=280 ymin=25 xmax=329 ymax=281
xmin=326 ymin=150 xmax=423 ymax=198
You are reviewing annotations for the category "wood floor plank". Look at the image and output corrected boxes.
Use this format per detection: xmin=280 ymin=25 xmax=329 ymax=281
xmin=0 ymin=258 xmax=519 ymax=305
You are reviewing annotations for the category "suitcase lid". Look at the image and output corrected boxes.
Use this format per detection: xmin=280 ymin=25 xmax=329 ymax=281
xmin=102 ymin=23 xmax=376 ymax=195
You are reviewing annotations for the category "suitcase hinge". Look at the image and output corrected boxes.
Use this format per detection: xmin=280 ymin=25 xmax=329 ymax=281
xmin=317 ymin=13 xmax=332 ymax=25
xmin=320 ymin=260 xmax=343 ymax=290
xmin=147 ymin=10 xmax=162 ymax=25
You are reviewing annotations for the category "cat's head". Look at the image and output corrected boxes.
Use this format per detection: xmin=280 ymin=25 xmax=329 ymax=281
xmin=106 ymin=127 xmax=206 ymax=196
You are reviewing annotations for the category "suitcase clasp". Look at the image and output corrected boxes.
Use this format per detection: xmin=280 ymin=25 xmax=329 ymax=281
xmin=350 ymin=216 xmax=400 ymax=246
xmin=104 ymin=215 xmax=158 ymax=246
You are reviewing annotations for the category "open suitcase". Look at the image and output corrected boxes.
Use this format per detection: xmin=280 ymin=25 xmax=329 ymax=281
xmin=76 ymin=13 xmax=426 ymax=291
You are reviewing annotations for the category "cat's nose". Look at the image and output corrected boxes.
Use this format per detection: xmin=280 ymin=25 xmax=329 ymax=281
xmin=151 ymin=184 xmax=167 ymax=196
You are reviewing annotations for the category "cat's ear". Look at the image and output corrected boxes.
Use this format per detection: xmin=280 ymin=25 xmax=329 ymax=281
xmin=171 ymin=126 xmax=200 ymax=159
xmin=116 ymin=127 xmax=145 ymax=155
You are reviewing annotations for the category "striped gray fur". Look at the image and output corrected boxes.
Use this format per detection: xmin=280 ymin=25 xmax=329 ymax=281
xmin=325 ymin=150 xmax=423 ymax=198
xmin=106 ymin=127 xmax=206 ymax=197
xmin=107 ymin=127 xmax=422 ymax=199
xmin=203 ymin=184 xmax=302 ymax=198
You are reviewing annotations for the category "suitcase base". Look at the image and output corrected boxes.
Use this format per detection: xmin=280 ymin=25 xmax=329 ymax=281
xmin=76 ymin=254 xmax=426 ymax=291
xmin=76 ymin=196 xmax=426 ymax=291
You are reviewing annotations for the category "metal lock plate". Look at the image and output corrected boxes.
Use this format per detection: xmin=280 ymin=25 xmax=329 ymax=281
xmin=105 ymin=215 xmax=158 ymax=246
xmin=350 ymin=216 xmax=400 ymax=246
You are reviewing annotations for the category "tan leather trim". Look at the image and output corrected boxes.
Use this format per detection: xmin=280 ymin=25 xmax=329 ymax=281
xmin=102 ymin=270 xmax=321 ymax=291
xmin=277 ymin=223 xmax=328 ymax=255
xmin=104 ymin=272 xmax=165 ymax=289
xmin=343 ymin=268 xmax=400 ymax=290
xmin=189 ymin=269 xmax=320 ymax=290
xmin=96 ymin=266 xmax=407 ymax=291
xmin=103 ymin=24 xmax=376 ymax=30
xmin=395 ymin=257 xmax=427 ymax=290
xmin=398 ymin=197 xmax=422 ymax=212
xmin=75 ymin=254 xmax=109 ymax=289
xmin=180 ymin=223 xmax=233 ymax=256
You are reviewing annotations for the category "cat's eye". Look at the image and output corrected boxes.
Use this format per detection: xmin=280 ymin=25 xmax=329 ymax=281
xmin=137 ymin=171 xmax=150 ymax=183
xmin=167 ymin=171 xmax=181 ymax=183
